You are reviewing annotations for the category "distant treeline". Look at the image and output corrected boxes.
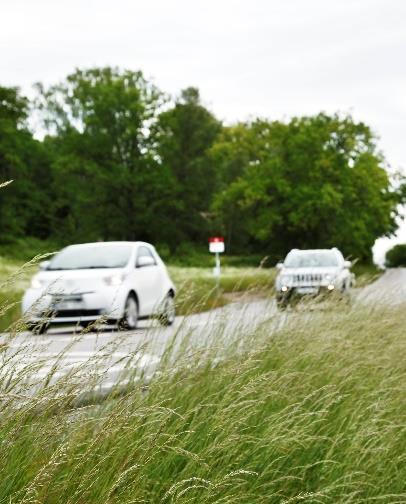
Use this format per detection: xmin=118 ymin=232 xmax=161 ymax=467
xmin=0 ymin=67 xmax=405 ymax=261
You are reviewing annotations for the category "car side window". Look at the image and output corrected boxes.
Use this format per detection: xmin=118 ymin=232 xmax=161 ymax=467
xmin=136 ymin=246 xmax=157 ymax=267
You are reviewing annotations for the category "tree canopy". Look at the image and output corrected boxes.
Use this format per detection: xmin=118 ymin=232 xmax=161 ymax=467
xmin=37 ymin=67 xmax=178 ymax=244
xmin=155 ymin=87 xmax=222 ymax=242
xmin=0 ymin=68 xmax=404 ymax=262
xmin=212 ymin=115 xmax=403 ymax=261
xmin=0 ymin=87 xmax=52 ymax=242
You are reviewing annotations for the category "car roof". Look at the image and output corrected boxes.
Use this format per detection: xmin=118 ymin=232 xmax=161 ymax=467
xmin=289 ymin=249 xmax=337 ymax=254
xmin=286 ymin=248 xmax=344 ymax=260
xmin=64 ymin=241 xmax=153 ymax=249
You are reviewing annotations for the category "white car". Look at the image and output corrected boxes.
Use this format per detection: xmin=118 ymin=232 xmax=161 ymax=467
xmin=22 ymin=241 xmax=176 ymax=333
xmin=275 ymin=248 xmax=354 ymax=309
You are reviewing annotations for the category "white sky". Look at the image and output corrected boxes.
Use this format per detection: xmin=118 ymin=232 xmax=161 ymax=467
xmin=1 ymin=0 xmax=405 ymax=263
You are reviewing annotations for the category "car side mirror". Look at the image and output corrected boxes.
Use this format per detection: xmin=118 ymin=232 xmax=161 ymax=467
xmin=136 ymin=256 xmax=155 ymax=268
xmin=276 ymin=262 xmax=284 ymax=270
xmin=39 ymin=260 xmax=50 ymax=270
xmin=344 ymin=260 xmax=352 ymax=269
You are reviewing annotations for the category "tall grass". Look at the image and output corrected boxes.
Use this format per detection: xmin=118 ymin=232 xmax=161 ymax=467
xmin=0 ymin=297 xmax=405 ymax=503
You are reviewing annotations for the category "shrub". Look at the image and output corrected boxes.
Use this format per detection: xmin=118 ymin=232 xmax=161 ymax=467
xmin=385 ymin=243 xmax=406 ymax=267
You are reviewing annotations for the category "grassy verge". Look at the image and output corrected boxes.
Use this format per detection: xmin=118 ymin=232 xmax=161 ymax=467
xmin=0 ymin=302 xmax=405 ymax=502
xmin=0 ymin=256 xmax=39 ymax=331
xmin=352 ymin=262 xmax=383 ymax=287
xmin=0 ymin=257 xmax=275 ymax=331
xmin=169 ymin=266 xmax=275 ymax=315
xmin=0 ymin=253 xmax=382 ymax=332
xmin=0 ymin=247 xmax=382 ymax=331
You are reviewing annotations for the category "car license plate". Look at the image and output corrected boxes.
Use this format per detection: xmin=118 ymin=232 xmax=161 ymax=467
xmin=52 ymin=296 xmax=83 ymax=311
xmin=296 ymin=287 xmax=318 ymax=294
xmin=54 ymin=301 xmax=81 ymax=310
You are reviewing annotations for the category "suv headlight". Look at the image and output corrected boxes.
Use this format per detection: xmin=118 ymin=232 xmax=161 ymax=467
xmin=103 ymin=273 xmax=126 ymax=286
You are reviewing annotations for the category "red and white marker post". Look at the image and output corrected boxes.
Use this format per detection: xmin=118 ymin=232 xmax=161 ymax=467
xmin=209 ymin=237 xmax=225 ymax=287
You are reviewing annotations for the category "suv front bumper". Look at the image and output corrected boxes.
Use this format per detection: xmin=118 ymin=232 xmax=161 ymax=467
xmin=276 ymin=285 xmax=336 ymax=301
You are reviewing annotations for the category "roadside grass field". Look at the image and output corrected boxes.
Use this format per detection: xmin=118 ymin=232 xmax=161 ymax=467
xmin=0 ymin=301 xmax=405 ymax=502
xmin=0 ymin=252 xmax=381 ymax=332
xmin=169 ymin=266 xmax=275 ymax=315
xmin=351 ymin=262 xmax=383 ymax=287
xmin=0 ymin=256 xmax=39 ymax=331
xmin=0 ymin=256 xmax=275 ymax=331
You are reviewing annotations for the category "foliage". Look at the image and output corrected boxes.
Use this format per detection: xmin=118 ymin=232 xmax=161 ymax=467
xmin=385 ymin=243 xmax=406 ymax=267
xmin=156 ymin=87 xmax=222 ymax=243
xmin=0 ymin=237 xmax=59 ymax=262
xmin=36 ymin=67 xmax=179 ymax=244
xmin=0 ymin=87 xmax=53 ymax=241
xmin=0 ymin=71 xmax=405 ymax=261
xmin=212 ymin=115 xmax=405 ymax=260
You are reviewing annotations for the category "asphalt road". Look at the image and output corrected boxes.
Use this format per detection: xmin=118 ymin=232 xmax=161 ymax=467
xmin=1 ymin=268 xmax=405 ymax=395
xmin=0 ymin=295 xmax=278 ymax=395
xmin=358 ymin=267 xmax=406 ymax=305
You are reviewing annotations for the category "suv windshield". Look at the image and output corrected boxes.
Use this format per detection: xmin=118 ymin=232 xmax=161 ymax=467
xmin=48 ymin=244 xmax=132 ymax=270
xmin=284 ymin=251 xmax=338 ymax=268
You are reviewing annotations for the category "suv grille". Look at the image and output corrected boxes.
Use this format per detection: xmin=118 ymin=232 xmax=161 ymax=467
xmin=292 ymin=273 xmax=322 ymax=286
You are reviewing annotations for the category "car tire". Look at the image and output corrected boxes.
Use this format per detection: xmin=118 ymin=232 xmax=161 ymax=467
xmin=119 ymin=294 xmax=139 ymax=330
xmin=27 ymin=322 xmax=49 ymax=335
xmin=159 ymin=293 xmax=176 ymax=326
xmin=276 ymin=298 xmax=288 ymax=311
xmin=80 ymin=321 xmax=98 ymax=332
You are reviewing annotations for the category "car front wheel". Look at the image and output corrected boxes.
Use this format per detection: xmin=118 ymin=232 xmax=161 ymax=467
xmin=119 ymin=294 xmax=139 ymax=330
xmin=27 ymin=322 xmax=49 ymax=335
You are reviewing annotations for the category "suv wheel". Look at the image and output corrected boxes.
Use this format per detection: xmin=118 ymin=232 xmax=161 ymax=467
xmin=276 ymin=298 xmax=288 ymax=311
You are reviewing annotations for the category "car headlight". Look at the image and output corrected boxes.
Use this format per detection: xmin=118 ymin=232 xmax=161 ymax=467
xmin=324 ymin=274 xmax=333 ymax=282
xmin=31 ymin=278 xmax=44 ymax=289
xmin=103 ymin=273 xmax=126 ymax=286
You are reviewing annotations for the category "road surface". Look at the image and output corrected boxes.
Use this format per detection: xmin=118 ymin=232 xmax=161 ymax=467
xmin=0 ymin=296 xmax=279 ymax=396
xmin=358 ymin=267 xmax=406 ymax=305
xmin=1 ymin=269 xmax=405 ymax=396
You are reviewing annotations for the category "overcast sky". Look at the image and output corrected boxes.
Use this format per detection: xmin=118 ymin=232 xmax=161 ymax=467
xmin=1 ymin=0 xmax=405 ymax=261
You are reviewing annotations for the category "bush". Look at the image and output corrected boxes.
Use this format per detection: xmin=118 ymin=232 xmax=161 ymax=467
xmin=385 ymin=243 xmax=406 ymax=267
xmin=0 ymin=236 xmax=59 ymax=262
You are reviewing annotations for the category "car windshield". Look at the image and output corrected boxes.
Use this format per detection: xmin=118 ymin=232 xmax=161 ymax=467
xmin=48 ymin=244 xmax=132 ymax=270
xmin=284 ymin=251 xmax=339 ymax=268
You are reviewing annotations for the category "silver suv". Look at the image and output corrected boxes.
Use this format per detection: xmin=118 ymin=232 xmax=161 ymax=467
xmin=275 ymin=248 xmax=354 ymax=309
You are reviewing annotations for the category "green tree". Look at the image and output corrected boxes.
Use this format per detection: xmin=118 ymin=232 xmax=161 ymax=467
xmin=0 ymin=87 xmax=52 ymax=242
xmin=156 ymin=87 xmax=222 ymax=243
xmin=213 ymin=114 xmax=404 ymax=261
xmin=37 ymin=67 xmax=179 ymax=244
